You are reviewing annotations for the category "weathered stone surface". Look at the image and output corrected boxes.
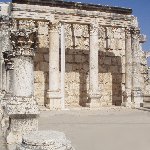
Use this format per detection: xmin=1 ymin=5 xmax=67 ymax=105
xmin=0 ymin=0 xmax=149 ymax=110
xmin=16 ymin=130 xmax=74 ymax=150
xmin=6 ymin=97 xmax=39 ymax=116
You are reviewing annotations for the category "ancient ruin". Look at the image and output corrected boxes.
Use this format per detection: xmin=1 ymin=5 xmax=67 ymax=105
xmin=0 ymin=0 xmax=150 ymax=149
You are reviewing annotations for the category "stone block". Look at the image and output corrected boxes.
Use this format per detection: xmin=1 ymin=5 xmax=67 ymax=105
xmin=34 ymin=71 xmax=45 ymax=83
xmin=44 ymin=54 xmax=49 ymax=62
xmin=104 ymin=57 xmax=111 ymax=65
xmin=38 ymin=35 xmax=49 ymax=48
xmin=34 ymin=54 xmax=43 ymax=62
xmin=6 ymin=97 xmax=39 ymax=116
xmin=39 ymin=62 xmax=49 ymax=72
xmin=66 ymin=55 xmax=74 ymax=63
xmin=74 ymin=55 xmax=82 ymax=63
xmin=16 ymin=130 xmax=75 ymax=150
xmin=109 ymin=66 xmax=119 ymax=73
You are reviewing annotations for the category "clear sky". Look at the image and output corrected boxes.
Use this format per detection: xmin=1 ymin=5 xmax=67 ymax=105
xmin=1 ymin=0 xmax=150 ymax=52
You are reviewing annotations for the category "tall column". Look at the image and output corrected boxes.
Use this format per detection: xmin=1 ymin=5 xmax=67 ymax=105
xmin=61 ymin=23 xmax=65 ymax=110
xmin=46 ymin=22 xmax=61 ymax=110
xmin=86 ymin=23 xmax=101 ymax=108
xmin=131 ymin=28 xmax=143 ymax=108
xmin=122 ymin=28 xmax=133 ymax=107
xmin=5 ymin=28 xmax=39 ymax=144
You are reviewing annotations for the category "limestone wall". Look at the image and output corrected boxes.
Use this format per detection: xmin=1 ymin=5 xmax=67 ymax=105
xmin=32 ymin=21 xmax=126 ymax=107
xmin=10 ymin=3 xmax=140 ymax=107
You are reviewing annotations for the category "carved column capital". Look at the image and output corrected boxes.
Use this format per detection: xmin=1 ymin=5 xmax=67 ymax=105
xmin=125 ymin=28 xmax=132 ymax=38
xmin=10 ymin=28 xmax=38 ymax=57
xmin=48 ymin=21 xmax=60 ymax=33
xmin=89 ymin=23 xmax=99 ymax=36
xmin=0 ymin=16 xmax=12 ymax=29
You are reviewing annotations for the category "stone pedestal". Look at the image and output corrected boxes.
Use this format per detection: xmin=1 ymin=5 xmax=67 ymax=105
xmin=16 ymin=130 xmax=74 ymax=150
xmin=46 ymin=22 xmax=61 ymax=110
xmin=86 ymin=22 xmax=101 ymax=108
xmin=143 ymin=95 xmax=150 ymax=108
xmin=6 ymin=97 xmax=39 ymax=144
xmin=4 ymin=28 xmax=39 ymax=146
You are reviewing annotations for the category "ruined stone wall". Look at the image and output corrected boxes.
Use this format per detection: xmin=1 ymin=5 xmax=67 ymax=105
xmin=11 ymin=3 xmax=137 ymax=107
xmin=64 ymin=24 xmax=125 ymax=107
xmin=34 ymin=21 xmax=49 ymax=106
xmin=32 ymin=22 xmax=126 ymax=107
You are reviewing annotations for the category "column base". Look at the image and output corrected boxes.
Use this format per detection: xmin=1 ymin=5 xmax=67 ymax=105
xmin=46 ymin=91 xmax=62 ymax=110
xmin=121 ymin=102 xmax=134 ymax=108
xmin=132 ymin=89 xmax=143 ymax=108
xmin=86 ymin=93 xmax=101 ymax=108
xmin=143 ymin=94 xmax=150 ymax=108
xmin=7 ymin=118 xmax=38 ymax=144
xmin=5 ymin=96 xmax=39 ymax=145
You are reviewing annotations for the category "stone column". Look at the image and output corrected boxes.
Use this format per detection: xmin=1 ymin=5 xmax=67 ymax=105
xmin=131 ymin=28 xmax=143 ymax=108
xmin=46 ymin=22 xmax=61 ymax=110
xmin=61 ymin=23 xmax=65 ymax=110
xmin=122 ymin=28 xmax=133 ymax=107
xmin=86 ymin=23 xmax=101 ymax=108
xmin=2 ymin=51 xmax=14 ymax=98
xmin=5 ymin=28 xmax=39 ymax=145
xmin=0 ymin=18 xmax=10 ymax=98
xmin=2 ymin=63 xmax=6 ymax=92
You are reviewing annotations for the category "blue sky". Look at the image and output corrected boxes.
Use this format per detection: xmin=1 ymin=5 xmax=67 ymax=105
xmin=1 ymin=0 xmax=150 ymax=52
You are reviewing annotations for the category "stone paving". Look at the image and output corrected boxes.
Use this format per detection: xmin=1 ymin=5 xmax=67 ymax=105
xmin=1 ymin=107 xmax=150 ymax=150
xmin=39 ymin=107 xmax=150 ymax=150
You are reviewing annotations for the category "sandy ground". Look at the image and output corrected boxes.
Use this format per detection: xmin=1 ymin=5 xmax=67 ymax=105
xmin=39 ymin=107 xmax=150 ymax=150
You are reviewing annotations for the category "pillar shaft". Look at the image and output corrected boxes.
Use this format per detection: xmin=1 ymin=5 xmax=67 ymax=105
xmin=123 ymin=29 xmax=132 ymax=107
xmin=87 ymin=23 xmax=101 ymax=108
xmin=61 ymin=23 xmax=65 ymax=110
xmin=2 ymin=63 xmax=6 ymax=92
xmin=89 ymin=24 xmax=99 ymax=93
xmin=13 ymin=56 xmax=34 ymax=97
xmin=47 ymin=22 xmax=61 ymax=110
xmin=131 ymin=28 xmax=143 ymax=107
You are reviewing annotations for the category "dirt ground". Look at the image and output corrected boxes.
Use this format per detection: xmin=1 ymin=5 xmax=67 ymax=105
xmin=1 ymin=107 xmax=150 ymax=150
xmin=39 ymin=107 xmax=150 ymax=150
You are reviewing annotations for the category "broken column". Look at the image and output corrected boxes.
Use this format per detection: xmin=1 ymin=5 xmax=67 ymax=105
xmin=131 ymin=28 xmax=143 ymax=108
xmin=5 ymin=28 xmax=39 ymax=144
xmin=46 ymin=22 xmax=61 ymax=110
xmin=16 ymin=130 xmax=75 ymax=150
xmin=86 ymin=22 xmax=101 ymax=108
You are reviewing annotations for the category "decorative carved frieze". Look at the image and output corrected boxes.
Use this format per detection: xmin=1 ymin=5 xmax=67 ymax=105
xmin=10 ymin=28 xmax=38 ymax=56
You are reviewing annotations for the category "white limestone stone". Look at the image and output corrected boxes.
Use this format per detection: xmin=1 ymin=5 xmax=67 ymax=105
xmin=13 ymin=56 xmax=34 ymax=97
xmin=16 ymin=130 xmax=75 ymax=150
